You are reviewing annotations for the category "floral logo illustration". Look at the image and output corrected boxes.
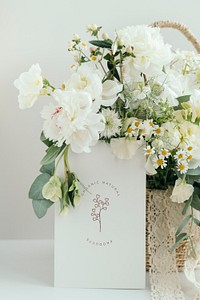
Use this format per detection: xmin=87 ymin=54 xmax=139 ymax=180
xmin=91 ymin=194 xmax=110 ymax=232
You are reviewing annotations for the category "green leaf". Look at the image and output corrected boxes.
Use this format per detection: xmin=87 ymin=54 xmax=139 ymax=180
xmin=29 ymin=173 xmax=51 ymax=200
xmin=104 ymin=53 xmax=112 ymax=60
xmin=40 ymin=161 xmax=55 ymax=176
xmin=191 ymin=192 xmax=200 ymax=211
xmin=107 ymin=61 xmax=120 ymax=81
xmin=32 ymin=199 xmax=53 ymax=218
xmin=193 ymin=217 xmax=200 ymax=227
xmin=182 ymin=194 xmax=193 ymax=215
xmin=175 ymin=214 xmax=192 ymax=236
xmin=61 ymin=181 xmax=70 ymax=206
xmin=40 ymin=131 xmax=53 ymax=147
xmin=171 ymin=232 xmax=188 ymax=251
xmin=89 ymin=40 xmax=112 ymax=49
xmin=174 ymin=95 xmax=191 ymax=110
xmin=41 ymin=144 xmax=64 ymax=166
xmin=187 ymin=167 xmax=200 ymax=176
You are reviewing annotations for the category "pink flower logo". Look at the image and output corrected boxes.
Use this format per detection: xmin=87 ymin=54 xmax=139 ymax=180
xmin=91 ymin=194 xmax=110 ymax=232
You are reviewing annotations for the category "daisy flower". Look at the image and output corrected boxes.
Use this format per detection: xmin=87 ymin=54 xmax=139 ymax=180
xmin=144 ymin=146 xmax=155 ymax=156
xmin=177 ymin=160 xmax=188 ymax=174
xmin=153 ymin=155 xmax=167 ymax=169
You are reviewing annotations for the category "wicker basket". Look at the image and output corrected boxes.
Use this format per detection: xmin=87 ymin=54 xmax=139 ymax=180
xmin=145 ymin=20 xmax=200 ymax=272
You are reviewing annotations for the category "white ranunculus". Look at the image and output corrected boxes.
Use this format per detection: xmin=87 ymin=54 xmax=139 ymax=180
xmin=41 ymin=89 xmax=105 ymax=152
xmin=170 ymin=178 xmax=194 ymax=203
xmin=42 ymin=176 xmax=62 ymax=202
xmin=66 ymin=64 xmax=102 ymax=104
xmin=110 ymin=137 xmax=139 ymax=159
xmin=189 ymin=89 xmax=200 ymax=122
xmin=117 ymin=25 xmax=173 ymax=80
xmin=101 ymin=80 xmax=123 ymax=106
xmin=14 ymin=64 xmax=43 ymax=109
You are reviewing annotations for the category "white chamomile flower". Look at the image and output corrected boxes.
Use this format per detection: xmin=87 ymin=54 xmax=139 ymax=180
xmin=101 ymin=108 xmax=121 ymax=138
xmin=153 ymin=125 xmax=164 ymax=136
xmin=144 ymin=146 xmax=155 ymax=156
xmin=153 ymin=155 xmax=167 ymax=169
xmin=125 ymin=126 xmax=135 ymax=137
xmin=159 ymin=148 xmax=170 ymax=158
xmin=177 ymin=160 xmax=188 ymax=174
xmin=174 ymin=149 xmax=187 ymax=162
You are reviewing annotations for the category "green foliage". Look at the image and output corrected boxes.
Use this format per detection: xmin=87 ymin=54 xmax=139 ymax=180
xmin=32 ymin=199 xmax=53 ymax=218
xmin=89 ymin=40 xmax=112 ymax=49
xmin=41 ymin=144 xmax=64 ymax=165
xmin=40 ymin=131 xmax=53 ymax=147
xmin=174 ymin=95 xmax=190 ymax=110
xmin=40 ymin=161 xmax=55 ymax=176
xmin=171 ymin=232 xmax=189 ymax=252
xmin=29 ymin=173 xmax=51 ymax=200
xmin=175 ymin=214 xmax=192 ymax=236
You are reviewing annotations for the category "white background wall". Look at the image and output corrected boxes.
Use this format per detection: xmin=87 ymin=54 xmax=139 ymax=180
xmin=1 ymin=0 xmax=200 ymax=239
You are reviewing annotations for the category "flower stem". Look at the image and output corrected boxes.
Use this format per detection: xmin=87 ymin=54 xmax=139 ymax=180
xmin=64 ymin=145 xmax=71 ymax=180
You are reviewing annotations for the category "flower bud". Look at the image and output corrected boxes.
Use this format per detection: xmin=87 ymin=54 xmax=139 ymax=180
xmin=102 ymin=33 xmax=109 ymax=40
xmin=87 ymin=23 xmax=98 ymax=32
xmin=72 ymin=33 xmax=80 ymax=41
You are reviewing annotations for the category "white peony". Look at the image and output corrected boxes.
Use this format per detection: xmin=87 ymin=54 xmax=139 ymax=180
xmin=41 ymin=89 xmax=105 ymax=152
xmin=14 ymin=64 xmax=43 ymax=109
xmin=110 ymin=137 xmax=139 ymax=159
xmin=117 ymin=25 xmax=173 ymax=80
xmin=170 ymin=178 xmax=194 ymax=203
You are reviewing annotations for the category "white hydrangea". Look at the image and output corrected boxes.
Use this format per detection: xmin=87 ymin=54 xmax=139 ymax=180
xmin=41 ymin=89 xmax=105 ymax=153
xmin=14 ymin=64 xmax=43 ymax=109
xmin=117 ymin=25 xmax=173 ymax=80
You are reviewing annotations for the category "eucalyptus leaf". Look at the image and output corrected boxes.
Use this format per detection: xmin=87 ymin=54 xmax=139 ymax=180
xmin=191 ymin=192 xmax=200 ymax=211
xmin=175 ymin=214 xmax=192 ymax=236
xmin=40 ymin=161 xmax=55 ymax=176
xmin=29 ymin=173 xmax=51 ymax=200
xmin=171 ymin=232 xmax=188 ymax=252
xmin=89 ymin=40 xmax=112 ymax=48
xmin=182 ymin=195 xmax=193 ymax=215
xmin=193 ymin=217 xmax=200 ymax=227
xmin=32 ymin=199 xmax=53 ymax=218
xmin=41 ymin=144 xmax=64 ymax=166
xmin=40 ymin=131 xmax=53 ymax=147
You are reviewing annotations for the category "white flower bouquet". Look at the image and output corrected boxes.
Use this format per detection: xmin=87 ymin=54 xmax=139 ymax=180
xmin=14 ymin=22 xmax=200 ymax=251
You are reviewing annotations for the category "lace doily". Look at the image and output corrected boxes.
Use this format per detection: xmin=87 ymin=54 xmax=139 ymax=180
xmin=147 ymin=188 xmax=200 ymax=299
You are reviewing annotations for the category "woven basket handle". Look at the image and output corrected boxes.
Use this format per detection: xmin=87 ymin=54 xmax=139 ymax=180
xmin=150 ymin=20 xmax=200 ymax=54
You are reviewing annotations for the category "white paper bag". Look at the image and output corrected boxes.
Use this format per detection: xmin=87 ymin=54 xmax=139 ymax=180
xmin=54 ymin=142 xmax=146 ymax=289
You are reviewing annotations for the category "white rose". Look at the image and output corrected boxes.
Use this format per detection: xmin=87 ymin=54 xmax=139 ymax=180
xmin=170 ymin=178 xmax=194 ymax=203
xmin=14 ymin=64 xmax=43 ymax=109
